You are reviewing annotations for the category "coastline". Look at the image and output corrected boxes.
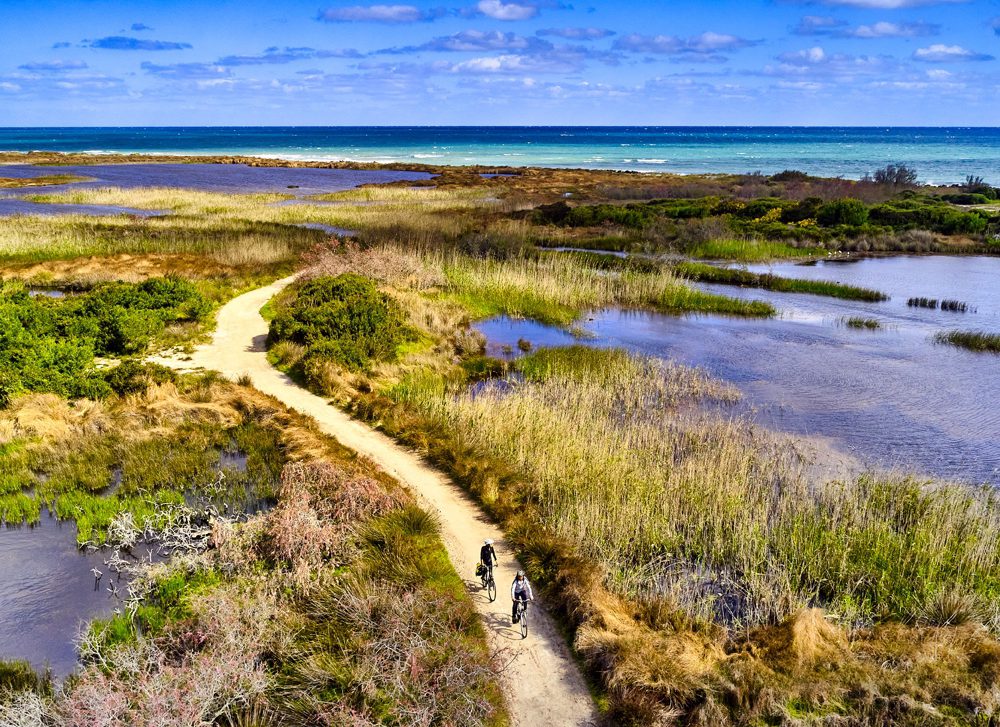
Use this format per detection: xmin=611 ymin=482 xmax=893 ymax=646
xmin=3 ymin=123 xmax=1000 ymax=184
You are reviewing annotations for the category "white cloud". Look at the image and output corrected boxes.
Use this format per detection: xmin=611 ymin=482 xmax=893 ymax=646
xmin=926 ymin=69 xmax=952 ymax=80
xmin=476 ymin=0 xmax=538 ymax=21
xmin=0 ymin=82 xmax=22 ymax=92
xmin=318 ymin=5 xmax=430 ymax=23
xmin=450 ymin=54 xmax=532 ymax=72
xmin=614 ymin=32 xmax=756 ymax=56
xmin=781 ymin=47 xmax=827 ymax=64
xmin=846 ymin=21 xmax=937 ymax=38
xmin=776 ymin=80 xmax=824 ymax=90
xmin=816 ymin=0 xmax=965 ymax=8
xmin=913 ymin=44 xmax=993 ymax=62
xmin=536 ymin=27 xmax=615 ymax=40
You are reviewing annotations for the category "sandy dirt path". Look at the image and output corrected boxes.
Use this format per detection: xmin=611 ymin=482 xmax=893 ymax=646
xmin=155 ymin=278 xmax=598 ymax=727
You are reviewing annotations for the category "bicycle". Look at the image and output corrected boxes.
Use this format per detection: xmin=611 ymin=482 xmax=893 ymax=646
xmin=514 ymin=599 xmax=529 ymax=639
xmin=480 ymin=565 xmax=497 ymax=602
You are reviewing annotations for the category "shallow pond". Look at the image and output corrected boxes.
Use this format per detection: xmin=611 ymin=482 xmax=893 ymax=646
xmin=478 ymin=255 xmax=1000 ymax=485
xmin=294 ymin=222 xmax=357 ymax=237
xmin=0 ymin=512 xmax=129 ymax=678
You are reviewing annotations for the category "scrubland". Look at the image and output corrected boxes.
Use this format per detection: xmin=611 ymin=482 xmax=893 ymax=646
xmin=4 ymin=157 xmax=1000 ymax=725
xmin=0 ymin=378 xmax=506 ymax=727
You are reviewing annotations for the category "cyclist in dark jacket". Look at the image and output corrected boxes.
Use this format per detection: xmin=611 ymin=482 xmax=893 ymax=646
xmin=479 ymin=539 xmax=497 ymax=579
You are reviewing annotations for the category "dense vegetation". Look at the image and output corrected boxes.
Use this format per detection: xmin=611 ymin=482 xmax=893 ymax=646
xmin=531 ymin=191 xmax=994 ymax=249
xmin=0 ymin=278 xmax=210 ymax=405
xmin=7 ymin=157 xmax=1000 ymax=726
xmin=282 ymin=241 xmax=1000 ymax=725
xmin=357 ymin=341 xmax=1000 ymax=724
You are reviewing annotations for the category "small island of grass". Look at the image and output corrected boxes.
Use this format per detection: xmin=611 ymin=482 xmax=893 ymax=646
xmin=676 ymin=261 xmax=888 ymax=302
xmin=935 ymin=330 xmax=1000 ymax=353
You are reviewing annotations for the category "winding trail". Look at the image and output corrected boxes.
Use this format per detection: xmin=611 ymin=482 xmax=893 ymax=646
xmin=155 ymin=278 xmax=598 ymax=727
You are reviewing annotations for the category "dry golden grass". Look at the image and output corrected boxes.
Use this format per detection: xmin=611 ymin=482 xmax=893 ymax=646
xmin=1 ymin=253 xmax=238 ymax=286
xmin=0 ymin=214 xmax=317 ymax=268
xmin=356 ymin=335 xmax=1000 ymax=722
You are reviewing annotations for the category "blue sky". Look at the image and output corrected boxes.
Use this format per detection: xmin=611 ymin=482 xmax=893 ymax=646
xmin=1 ymin=0 xmax=999 ymax=125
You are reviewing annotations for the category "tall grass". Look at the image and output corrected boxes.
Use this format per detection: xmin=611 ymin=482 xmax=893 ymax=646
xmin=687 ymin=238 xmax=820 ymax=262
xmin=388 ymin=346 xmax=1000 ymax=627
xmin=0 ymin=174 xmax=87 ymax=188
xmin=26 ymin=187 xmax=289 ymax=213
xmin=676 ymin=261 xmax=888 ymax=302
xmin=23 ymin=186 xmax=502 ymax=245
xmin=439 ymin=251 xmax=774 ymax=325
xmin=0 ymin=215 xmax=319 ymax=268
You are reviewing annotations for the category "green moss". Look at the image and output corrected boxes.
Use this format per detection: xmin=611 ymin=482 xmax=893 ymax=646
xmin=86 ymin=566 xmax=223 ymax=652
xmin=0 ymin=658 xmax=52 ymax=696
xmin=3 ymin=419 xmax=285 ymax=544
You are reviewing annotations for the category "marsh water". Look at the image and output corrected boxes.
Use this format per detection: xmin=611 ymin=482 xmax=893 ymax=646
xmin=479 ymin=255 xmax=1000 ymax=485
xmin=0 ymin=512 xmax=128 ymax=677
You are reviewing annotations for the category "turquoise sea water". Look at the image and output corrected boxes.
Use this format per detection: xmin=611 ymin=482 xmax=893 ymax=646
xmin=2 ymin=127 xmax=999 ymax=184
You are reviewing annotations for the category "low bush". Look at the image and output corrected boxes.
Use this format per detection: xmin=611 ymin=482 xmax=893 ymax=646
xmin=817 ymin=198 xmax=869 ymax=227
xmin=268 ymin=274 xmax=412 ymax=373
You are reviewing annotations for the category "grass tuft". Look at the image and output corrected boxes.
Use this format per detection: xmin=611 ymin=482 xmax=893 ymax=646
xmin=935 ymin=330 xmax=1000 ymax=353
xmin=844 ymin=317 xmax=881 ymax=330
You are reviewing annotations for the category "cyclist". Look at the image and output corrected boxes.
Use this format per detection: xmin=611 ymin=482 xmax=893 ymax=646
xmin=511 ymin=570 xmax=534 ymax=624
xmin=479 ymin=538 xmax=497 ymax=580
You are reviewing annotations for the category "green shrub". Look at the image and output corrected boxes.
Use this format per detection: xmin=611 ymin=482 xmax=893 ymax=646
xmin=0 ymin=277 xmax=208 ymax=405
xmin=939 ymin=193 xmax=992 ymax=205
xmin=818 ymin=199 xmax=869 ymax=227
xmin=268 ymin=274 xmax=411 ymax=372
xmin=868 ymin=199 xmax=989 ymax=234
xmin=105 ymin=360 xmax=177 ymax=396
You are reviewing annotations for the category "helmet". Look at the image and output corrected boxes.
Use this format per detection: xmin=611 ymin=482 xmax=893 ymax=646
xmin=516 ymin=570 xmax=525 ymax=578
xmin=484 ymin=538 xmax=493 ymax=545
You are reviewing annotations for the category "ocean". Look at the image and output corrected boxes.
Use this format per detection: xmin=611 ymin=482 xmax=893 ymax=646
xmin=1 ymin=127 xmax=999 ymax=184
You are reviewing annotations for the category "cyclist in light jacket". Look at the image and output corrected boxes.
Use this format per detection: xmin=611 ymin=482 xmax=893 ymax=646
xmin=511 ymin=570 xmax=534 ymax=624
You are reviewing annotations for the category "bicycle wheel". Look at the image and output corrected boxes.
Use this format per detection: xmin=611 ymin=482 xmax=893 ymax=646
xmin=520 ymin=605 xmax=528 ymax=639
xmin=487 ymin=576 xmax=497 ymax=602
